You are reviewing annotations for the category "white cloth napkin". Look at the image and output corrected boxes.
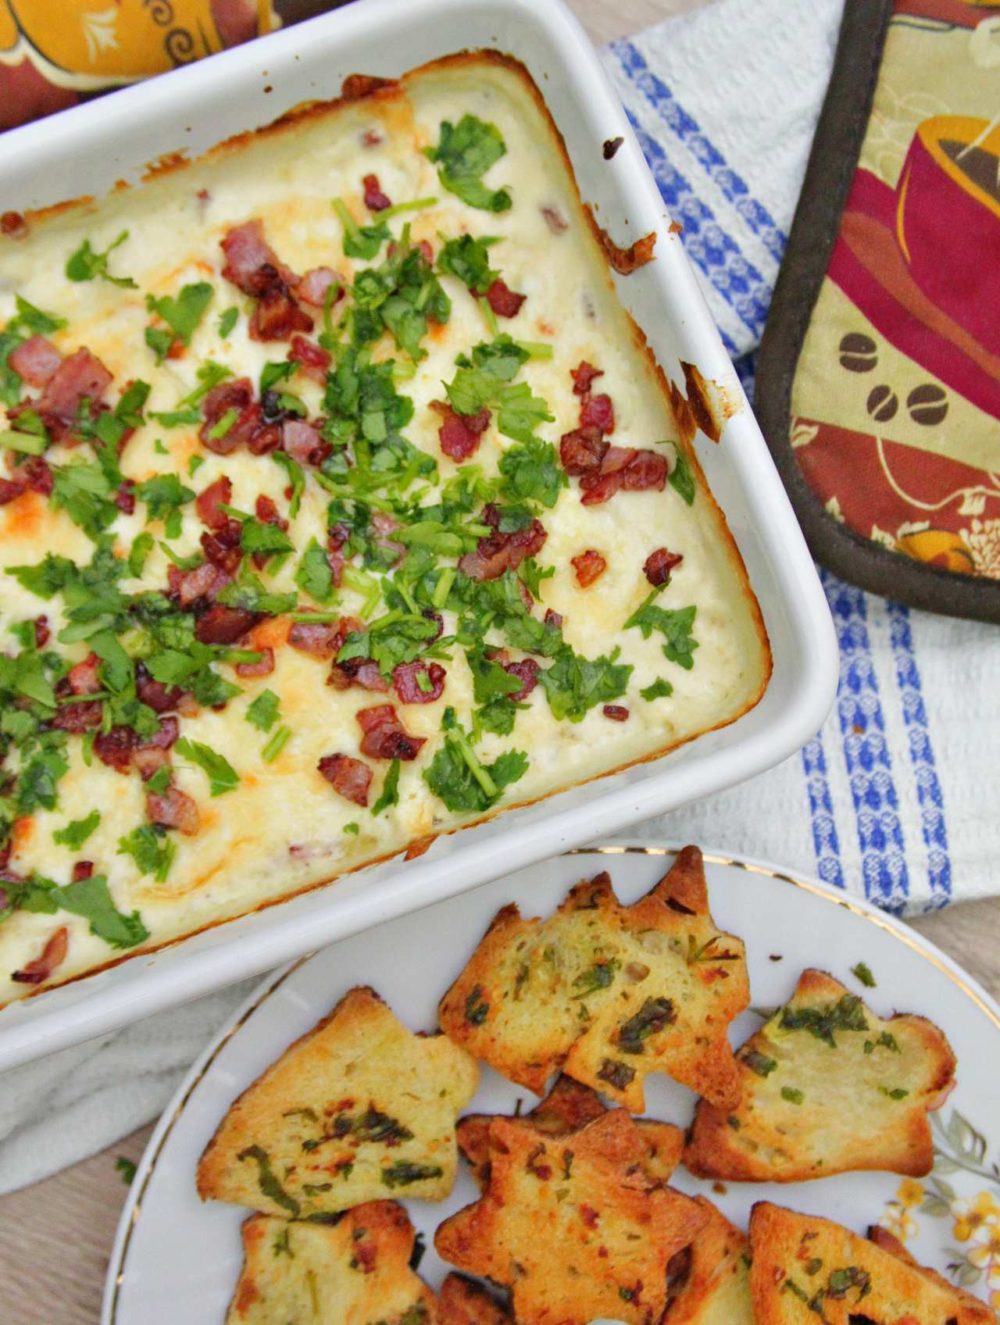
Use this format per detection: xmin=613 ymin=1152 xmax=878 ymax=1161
xmin=2 ymin=0 xmax=998 ymax=1197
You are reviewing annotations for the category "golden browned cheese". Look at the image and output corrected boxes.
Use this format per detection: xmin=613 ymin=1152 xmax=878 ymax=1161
xmin=0 ymin=54 xmax=769 ymax=1004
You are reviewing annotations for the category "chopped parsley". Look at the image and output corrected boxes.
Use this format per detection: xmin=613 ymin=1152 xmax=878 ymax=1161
xmin=624 ymin=594 xmax=699 ymax=669
xmin=58 ymin=873 xmax=149 ymax=949
xmin=261 ymin=725 xmax=291 ymax=763
xmin=781 ymin=1086 xmax=804 ymax=1104
xmin=464 ymin=985 xmax=489 ymax=1026
xmin=135 ymin=473 xmax=194 ymax=537
xmin=437 ymin=233 xmax=500 ymax=293
xmin=238 ymin=1145 xmax=300 ymax=1217
xmin=778 ymin=994 xmax=868 ymax=1047
xmin=145 ymin=281 xmax=214 ymax=363
xmin=851 ymin=961 xmax=876 ymax=988
xmin=65 ymin=230 xmax=137 ymax=289
xmin=245 ymin=689 xmax=281 ymax=733
xmin=332 ymin=198 xmax=389 ymax=261
xmin=640 ymin=677 xmax=673 ymax=702
xmin=53 ymin=810 xmax=101 ymax=850
xmin=423 ymin=708 xmax=527 ymax=813
xmin=668 ymin=450 xmax=696 ymax=505
xmin=218 ymin=306 xmax=239 ymax=338
xmin=371 ymin=759 xmax=401 ymax=816
xmin=617 ymin=997 xmax=675 ymax=1054
xmin=381 ymin=1161 xmax=444 ymax=1189
xmin=425 ymin=115 xmax=512 ymax=213
xmin=539 ymin=645 xmax=631 ymax=723
xmin=295 ymin=538 xmax=335 ymax=603
xmin=498 ymin=436 xmax=566 ymax=508
xmin=175 ymin=738 xmax=239 ymax=796
xmin=743 ymin=1049 xmax=778 ymax=1077
xmin=118 ymin=824 xmax=176 ymax=883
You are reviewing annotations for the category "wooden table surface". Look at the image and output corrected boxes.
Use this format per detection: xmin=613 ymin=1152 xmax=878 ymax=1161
xmin=3 ymin=1 xmax=1000 ymax=1321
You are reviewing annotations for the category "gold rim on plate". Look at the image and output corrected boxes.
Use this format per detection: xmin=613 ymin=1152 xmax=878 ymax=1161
xmin=105 ymin=845 xmax=1000 ymax=1322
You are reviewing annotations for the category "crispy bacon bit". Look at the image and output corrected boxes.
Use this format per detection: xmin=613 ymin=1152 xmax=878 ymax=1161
xmin=19 ymin=456 xmax=53 ymax=496
xmin=282 ymin=418 xmax=326 ymax=465
xmin=541 ymin=205 xmax=568 ymax=234
xmin=199 ymin=378 xmax=255 ymax=455
xmin=571 ymin=362 xmax=603 ymax=396
xmin=295 ymin=268 xmax=340 ymax=308
xmin=559 ymin=426 xmax=608 ymax=477
xmin=317 ymin=753 xmax=372 ymax=807
xmin=195 ymin=476 xmax=233 ymax=529
xmin=288 ymin=335 xmax=331 ymax=383
xmin=220 ymin=219 xmax=298 ymax=296
xmin=71 ymin=861 xmax=94 ymax=882
xmin=147 ymin=784 xmax=200 ymax=836
xmin=484 ymin=278 xmax=526 ymax=318
xmin=33 ymin=616 xmax=50 ymax=648
xmin=502 ymin=657 xmax=540 ymax=702
xmin=571 ymin=549 xmax=607 ymax=588
xmin=458 ymin=518 xmax=547 ymax=582
xmin=136 ymin=663 xmax=187 ymax=715
xmin=115 ymin=481 xmax=136 ymax=514
xmin=544 ymin=608 xmax=564 ymax=630
xmin=1 ymin=211 xmax=27 ymax=238
xmin=603 ymin=136 xmax=624 ymax=160
xmin=194 ymin=604 xmax=260 ymax=645
xmin=392 ymin=660 xmax=446 ymax=705
xmin=8 ymin=335 xmax=62 ymax=387
xmin=289 ymin=620 xmax=344 ymax=658
xmin=429 ymin=400 xmax=491 ymax=462
xmin=94 ymin=725 xmax=138 ymax=773
xmin=580 ymin=393 xmax=615 ymax=434
xmin=236 ymin=647 xmax=274 ymax=677
xmin=360 ymin=126 xmax=384 ymax=147
xmin=0 ymin=478 xmax=25 ymax=506
xmin=200 ymin=518 xmax=243 ymax=574
xmin=67 ymin=652 xmax=103 ymax=695
xmin=12 ymin=348 xmax=112 ymax=440
xmin=254 ymin=493 xmax=287 ymax=530
xmin=12 ymin=927 xmax=68 ymax=986
xmin=589 ymin=211 xmax=657 ymax=274
xmin=362 ymin=172 xmax=392 ymax=211
xmin=643 ymin=547 xmax=683 ymax=586
xmin=168 ymin=560 xmax=230 ymax=609
xmin=356 ymin=704 xmax=425 ymax=761
xmin=328 ymin=658 xmax=389 ymax=692
xmin=603 ymin=704 xmax=630 ymax=722
xmin=250 ymin=285 xmax=313 ymax=342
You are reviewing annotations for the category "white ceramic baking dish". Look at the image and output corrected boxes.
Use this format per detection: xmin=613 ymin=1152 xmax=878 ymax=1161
xmin=0 ymin=0 xmax=837 ymax=1070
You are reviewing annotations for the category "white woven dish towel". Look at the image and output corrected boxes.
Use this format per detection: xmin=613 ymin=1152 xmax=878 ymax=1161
xmin=1 ymin=0 xmax=998 ymax=1196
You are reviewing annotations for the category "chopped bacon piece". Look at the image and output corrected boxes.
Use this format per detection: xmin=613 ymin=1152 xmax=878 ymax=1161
xmin=200 ymin=518 xmax=243 ymax=574
xmin=571 ymin=361 xmax=603 ymax=396
xmin=71 ymin=861 xmax=94 ymax=882
xmin=559 ymin=425 xmax=608 ymax=476
xmin=541 ymin=205 xmax=568 ymax=234
xmin=356 ymin=704 xmax=425 ymax=761
xmin=8 ymin=335 xmax=62 ymax=387
xmin=484 ymin=278 xmax=526 ymax=318
xmin=282 ymin=417 xmax=326 ymax=465
xmin=93 ymin=725 xmax=138 ymax=773
xmin=195 ymin=476 xmax=233 ymax=529
xmin=249 ymin=285 xmax=314 ymax=342
xmin=571 ymin=549 xmax=607 ymax=588
xmin=580 ymin=393 xmax=615 ymax=434
xmin=147 ymin=784 xmax=200 ymax=836
xmin=136 ymin=663 xmax=187 ymax=714
xmin=578 ymin=447 xmax=668 ymax=506
xmin=51 ymin=696 xmax=102 ymax=732
xmin=289 ymin=619 xmax=344 ymax=658
xmin=620 ymin=450 xmax=668 ymax=491
xmin=430 ymin=400 xmax=491 ymax=462
xmin=67 ymin=652 xmax=103 ymax=695
xmin=458 ymin=518 xmax=547 ymax=582
xmin=115 ymin=481 xmax=136 ymax=515
xmin=19 ymin=457 xmax=53 ymax=496
xmin=144 ymin=715 xmax=180 ymax=751
xmin=199 ymin=378 xmax=256 ymax=455
xmin=220 ymin=219 xmax=299 ymax=296
xmin=544 ymin=608 xmax=564 ymax=630
xmin=194 ymin=604 xmax=260 ymax=645
xmin=295 ymin=268 xmax=341 ymax=308
xmin=236 ymin=647 xmax=274 ymax=677
xmin=501 ymin=657 xmax=540 ymax=702
xmin=643 ymin=547 xmax=683 ymax=586
xmin=362 ymin=173 xmax=392 ymax=211
xmin=13 ymin=348 xmax=112 ymax=440
xmin=168 ymin=560 xmax=230 ymax=609
xmin=370 ymin=510 xmax=405 ymax=566
xmin=255 ymin=493 xmax=287 ymax=531
xmin=0 ymin=477 xmax=25 ymax=506
xmin=317 ymin=753 xmax=372 ymax=807
xmin=328 ymin=658 xmax=389 ymax=692
xmin=33 ymin=616 xmax=50 ymax=648
xmin=11 ymin=927 xmax=68 ymax=986
xmin=603 ymin=704 xmax=630 ymax=722
xmin=392 ymin=660 xmax=446 ymax=705
xmin=360 ymin=126 xmax=384 ymax=147
xmin=288 ymin=335 xmax=331 ymax=383
xmin=1 ymin=211 xmax=27 ymax=238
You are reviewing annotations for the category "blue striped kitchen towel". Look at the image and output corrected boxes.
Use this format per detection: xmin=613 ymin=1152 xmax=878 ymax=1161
xmin=602 ymin=0 xmax=1000 ymax=915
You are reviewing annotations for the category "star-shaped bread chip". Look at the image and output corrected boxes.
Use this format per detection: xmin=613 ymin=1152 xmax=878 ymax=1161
xmin=198 ymin=985 xmax=478 ymax=1217
xmin=684 ymin=968 xmax=956 ymax=1182
xmin=225 ymin=1201 xmax=436 ymax=1324
xmin=458 ymin=1075 xmax=683 ymax=1190
xmin=439 ymin=846 xmax=747 ymax=1110
xmin=438 ymin=1273 xmax=514 ymax=1324
xmin=664 ymin=1197 xmax=752 ymax=1324
xmin=435 ymin=1108 xmax=706 ymax=1325
xmin=748 ymin=1201 xmax=994 ymax=1324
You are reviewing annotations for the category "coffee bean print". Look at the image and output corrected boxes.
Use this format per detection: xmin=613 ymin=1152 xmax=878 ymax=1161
xmin=907 ymin=383 xmax=948 ymax=426
xmin=839 ymin=332 xmax=878 ymax=372
xmin=867 ymin=384 xmax=898 ymax=423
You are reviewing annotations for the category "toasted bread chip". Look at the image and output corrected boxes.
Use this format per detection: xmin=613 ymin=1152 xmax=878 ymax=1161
xmin=684 ymin=969 xmax=956 ymax=1182
xmin=226 ymin=1201 xmax=436 ymax=1324
xmin=458 ymin=1076 xmax=682 ymax=1189
xmin=664 ymin=1197 xmax=752 ymax=1324
xmin=438 ymin=1273 xmax=513 ymax=1324
xmin=198 ymin=986 xmax=478 ymax=1216
xmin=748 ymin=1201 xmax=994 ymax=1323
xmin=439 ymin=847 xmax=747 ymax=1110
xmin=436 ymin=1108 xmax=706 ymax=1325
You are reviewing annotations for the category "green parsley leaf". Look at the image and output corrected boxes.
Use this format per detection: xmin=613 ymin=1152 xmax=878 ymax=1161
xmin=437 ymin=234 xmax=500 ymax=293
xmin=13 ymin=295 xmax=66 ymax=336
xmin=145 ymin=282 xmax=214 ymax=362
xmin=669 ymin=450 xmax=696 ymax=506
xmin=423 ymin=708 xmax=527 ymax=812
xmin=237 ymin=516 xmax=294 ymax=558
xmin=245 ymin=689 xmax=280 ymax=733
xmin=51 ymin=461 xmax=118 ymax=540
xmin=218 ymin=306 xmax=239 ymax=338
xmin=115 ymin=1156 xmax=137 ymax=1185
xmin=59 ymin=873 xmax=149 ymax=948
xmin=216 ymin=569 xmax=296 ymax=617
xmin=294 ymin=538 xmax=334 ymax=604
xmin=781 ymin=1086 xmax=804 ymax=1105
xmin=498 ymin=436 xmax=566 ymax=507
xmin=271 ymin=450 xmax=304 ymax=519
xmin=65 ymin=230 xmax=137 ymax=288
xmin=261 ymin=725 xmax=291 ymax=763
xmin=851 ymin=962 xmax=876 ymax=988
xmin=332 ymin=198 xmax=389 ymax=261
xmin=175 ymin=737 xmax=239 ymax=796
xmin=540 ymin=645 xmax=632 ymax=722
xmin=117 ymin=824 xmax=176 ymax=883
xmin=371 ymin=758 xmax=400 ymax=816
xmin=135 ymin=473 xmax=194 ymax=530
xmin=624 ymin=595 xmax=699 ymax=670
xmin=52 ymin=810 xmax=101 ymax=849
xmin=640 ymin=678 xmax=673 ymax=701
xmin=128 ymin=530 xmax=155 ymax=579
xmin=424 ymin=115 xmax=512 ymax=213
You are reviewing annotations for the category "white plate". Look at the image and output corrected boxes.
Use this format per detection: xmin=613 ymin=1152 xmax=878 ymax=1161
xmin=0 ymin=0 xmax=836 ymax=1072
xmin=103 ymin=845 xmax=1000 ymax=1323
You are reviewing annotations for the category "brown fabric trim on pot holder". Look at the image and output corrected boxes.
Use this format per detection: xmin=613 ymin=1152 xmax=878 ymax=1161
xmin=756 ymin=0 xmax=1000 ymax=623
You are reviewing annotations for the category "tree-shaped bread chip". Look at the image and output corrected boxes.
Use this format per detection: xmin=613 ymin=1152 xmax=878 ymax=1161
xmin=198 ymin=985 xmax=478 ymax=1216
xmin=663 ymin=1197 xmax=752 ymax=1324
xmin=438 ymin=1273 xmax=514 ymax=1324
xmin=684 ymin=968 xmax=956 ymax=1182
xmin=748 ymin=1201 xmax=993 ymax=1324
xmin=435 ymin=1108 xmax=706 ymax=1325
xmin=439 ymin=846 xmax=747 ymax=1110
xmin=225 ymin=1201 xmax=436 ymax=1325
xmin=458 ymin=1074 xmax=683 ymax=1190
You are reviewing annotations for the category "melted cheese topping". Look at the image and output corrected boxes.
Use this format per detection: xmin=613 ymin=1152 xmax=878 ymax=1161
xmin=0 ymin=56 xmax=769 ymax=1004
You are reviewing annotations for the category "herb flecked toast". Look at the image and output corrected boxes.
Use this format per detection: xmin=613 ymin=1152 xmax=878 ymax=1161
xmin=197 ymin=985 xmax=478 ymax=1216
xmin=684 ymin=968 xmax=957 ymax=1182
xmin=438 ymin=845 xmax=748 ymax=1110
xmin=225 ymin=1201 xmax=436 ymax=1324
xmin=438 ymin=1273 xmax=513 ymax=1325
xmin=434 ymin=1107 xmax=706 ymax=1325
xmin=663 ymin=1197 xmax=753 ymax=1325
xmin=748 ymin=1201 xmax=995 ymax=1324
